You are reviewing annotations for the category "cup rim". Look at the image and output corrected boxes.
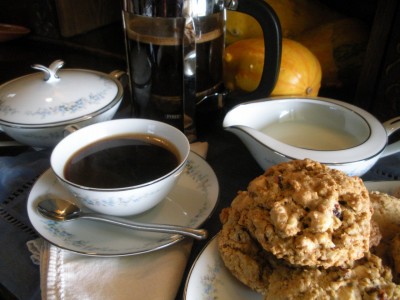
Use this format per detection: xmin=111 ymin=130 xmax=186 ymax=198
xmin=50 ymin=118 xmax=190 ymax=191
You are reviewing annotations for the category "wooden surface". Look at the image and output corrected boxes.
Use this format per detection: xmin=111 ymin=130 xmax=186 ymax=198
xmin=55 ymin=0 xmax=121 ymax=37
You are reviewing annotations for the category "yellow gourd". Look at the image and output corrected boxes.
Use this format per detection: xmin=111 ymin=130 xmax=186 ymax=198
xmin=225 ymin=12 xmax=263 ymax=45
xmin=224 ymin=38 xmax=322 ymax=97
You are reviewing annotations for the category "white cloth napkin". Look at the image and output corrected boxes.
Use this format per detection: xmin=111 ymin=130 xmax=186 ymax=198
xmin=27 ymin=142 xmax=208 ymax=300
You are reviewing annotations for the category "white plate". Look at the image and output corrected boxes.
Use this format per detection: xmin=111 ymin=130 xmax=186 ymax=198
xmin=364 ymin=181 xmax=400 ymax=197
xmin=183 ymin=180 xmax=400 ymax=300
xmin=27 ymin=152 xmax=219 ymax=256
xmin=184 ymin=234 xmax=262 ymax=300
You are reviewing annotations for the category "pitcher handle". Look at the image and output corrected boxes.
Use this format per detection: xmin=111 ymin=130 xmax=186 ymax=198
xmin=226 ymin=0 xmax=282 ymax=102
xmin=381 ymin=116 xmax=400 ymax=158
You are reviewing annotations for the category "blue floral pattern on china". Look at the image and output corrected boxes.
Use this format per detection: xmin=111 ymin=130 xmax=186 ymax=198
xmin=185 ymin=236 xmax=263 ymax=300
xmin=201 ymin=260 xmax=223 ymax=299
xmin=72 ymin=158 xmax=213 ymax=218
xmin=40 ymin=219 xmax=171 ymax=253
xmin=184 ymin=159 xmax=213 ymax=227
xmin=0 ymin=75 xmax=115 ymax=121
xmin=76 ymin=187 xmax=161 ymax=208
xmin=25 ymin=90 xmax=109 ymax=119
xmin=30 ymin=153 xmax=219 ymax=255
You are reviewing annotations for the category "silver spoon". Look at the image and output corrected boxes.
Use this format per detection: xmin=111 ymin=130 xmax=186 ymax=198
xmin=37 ymin=197 xmax=208 ymax=240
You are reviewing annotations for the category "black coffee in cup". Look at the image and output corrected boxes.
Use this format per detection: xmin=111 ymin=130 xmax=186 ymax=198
xmin=64 ymin=134 xmax=180 ymax=189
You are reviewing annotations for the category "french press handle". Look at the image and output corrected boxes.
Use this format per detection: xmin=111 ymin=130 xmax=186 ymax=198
xmin=226 ymin=0 xmax=282 ymax=102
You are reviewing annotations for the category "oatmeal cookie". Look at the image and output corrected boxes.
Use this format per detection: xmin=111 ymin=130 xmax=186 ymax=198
xmin=391 ymin=234 xmax=400 ymax=283
xmin=369 ymin=219 xmax=382 ymax=248
xmin=240 ymin=159 xmax=371 ymax=268
xmin=369 ymin=191 xmax=400 ymax=279
xmin=370 ymin=191 xmax=400 ymax=241
xmin=265 ymin=252 xmax=400 ymax=300
xmin=218 ymin=192 xmax=274 ymax=294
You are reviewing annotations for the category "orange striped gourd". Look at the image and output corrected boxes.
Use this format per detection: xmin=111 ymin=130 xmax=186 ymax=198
xmin=223 ymin=38 xmax=322 ymax=97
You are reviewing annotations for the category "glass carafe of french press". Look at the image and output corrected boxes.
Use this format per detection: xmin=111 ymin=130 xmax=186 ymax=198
xmin=122 ymin=0 xmax=281 ymax=141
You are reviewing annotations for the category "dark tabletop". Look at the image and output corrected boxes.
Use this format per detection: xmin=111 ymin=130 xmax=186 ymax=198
xmin=1 ymin=30 xmax=399 ymax=300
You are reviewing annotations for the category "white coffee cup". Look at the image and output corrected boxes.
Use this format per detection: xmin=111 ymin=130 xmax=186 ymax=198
xmin=51 ymin=118 xmax=190 ymax=216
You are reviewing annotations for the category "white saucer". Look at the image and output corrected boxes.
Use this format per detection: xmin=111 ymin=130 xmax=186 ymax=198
xmin=27 ymin=152 xmax=219 ymax=256
xmin=183 ymin=180 xmax=400 ymax=299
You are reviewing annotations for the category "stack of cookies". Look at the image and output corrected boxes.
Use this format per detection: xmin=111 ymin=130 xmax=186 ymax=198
xmin=218 ymin=159 xmax=400 ymax=299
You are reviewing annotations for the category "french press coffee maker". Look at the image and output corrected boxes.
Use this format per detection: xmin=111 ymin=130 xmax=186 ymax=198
xmin=122 ymin=0 xmax=281 ymax=141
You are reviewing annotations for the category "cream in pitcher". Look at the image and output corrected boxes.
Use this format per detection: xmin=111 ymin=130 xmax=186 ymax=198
xmin=122 ymin=0 xmax=282 ymax=141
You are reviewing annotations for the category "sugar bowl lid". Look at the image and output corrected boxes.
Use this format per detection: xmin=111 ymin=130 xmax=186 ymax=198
xmin=0 ymin=60 xmax=123 ymax=126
